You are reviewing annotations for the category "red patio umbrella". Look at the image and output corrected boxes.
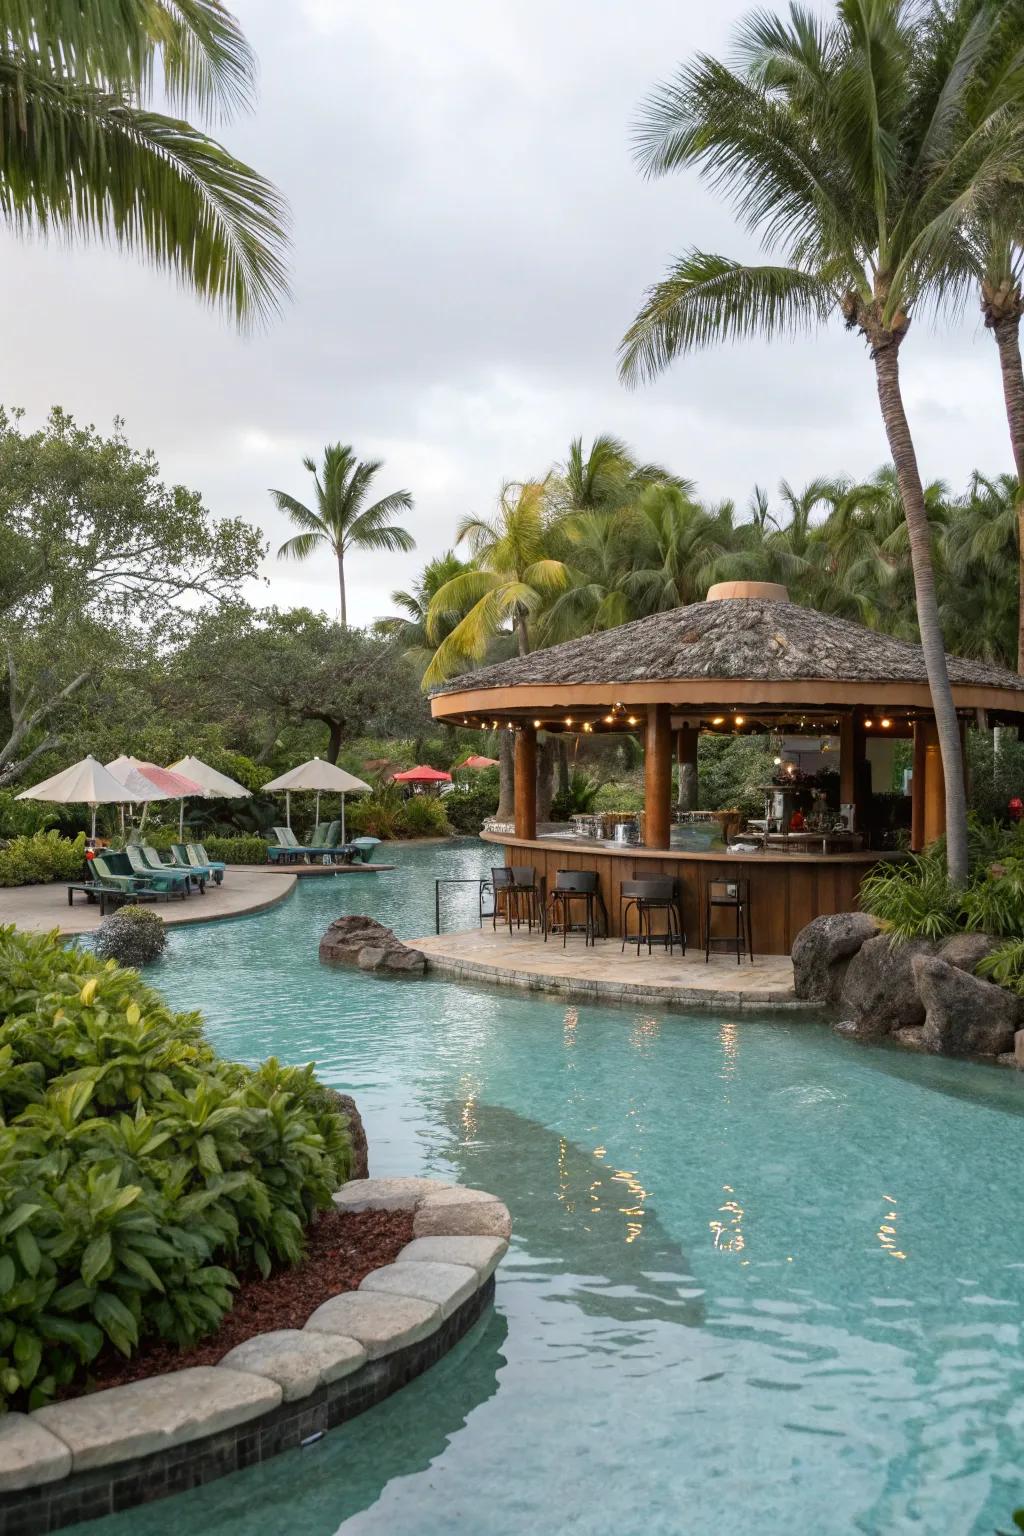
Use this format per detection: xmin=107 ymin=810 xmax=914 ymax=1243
xmin=457 ymin=755 xmax=499 ymax=769
xmin=392 ymin=765 xmax=453 ymax=783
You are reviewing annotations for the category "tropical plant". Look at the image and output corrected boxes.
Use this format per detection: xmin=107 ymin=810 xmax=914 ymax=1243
xmin=0 ymin=830 xmax=85 ymax=886
xmin=0 ymin=926 xmax=351 ymax=1408
xmin=618 ymin=0 xmax=1024 ymax=884
xmin=0 ymin=0 xmax=289 ymax=325
xmin=860 ymin=850 xmax=962 ymax=940
xmin=550 ymin=770 xmax=603 ymax=819
xmin=272 ymin=445 xmax=415 ymax=625
xmin=978 ymin=938 xmax=1024 ymax=996
xmin=375 ymin=551 xmax=476 ymax=670
xmin=93 ymin=906 xmax=167 ymax=967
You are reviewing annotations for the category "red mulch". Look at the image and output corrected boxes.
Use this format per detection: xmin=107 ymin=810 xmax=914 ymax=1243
xmin=79 ymin=1207 xmax=414 ymax=1394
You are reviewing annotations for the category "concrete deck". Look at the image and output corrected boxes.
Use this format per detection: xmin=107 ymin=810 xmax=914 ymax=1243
xmin=412 ymin=927 xmax=805 ymax=1011
xmin=0 ymin=866 xmax=297 ymax=937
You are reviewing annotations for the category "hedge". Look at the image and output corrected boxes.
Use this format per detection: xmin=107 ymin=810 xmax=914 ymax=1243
xmin=0 ymin=832 xmax=86 ymax=887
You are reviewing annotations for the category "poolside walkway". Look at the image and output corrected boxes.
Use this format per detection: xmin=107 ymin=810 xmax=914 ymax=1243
xmin=0 ymin=866 xmax=297 ymax=937
xmin=411 ymin=927 xmax=804 ymax=1011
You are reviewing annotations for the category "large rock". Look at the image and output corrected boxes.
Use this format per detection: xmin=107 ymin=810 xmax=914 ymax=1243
xmin=792 ymin=912 xmax=880 ymax=1003
xmin=320 ymin=915 xmax=425 ymax=976
xmin=936 ymin=932 xmax=998 ymax=973
xmin=914 ymin=954 xmax=1023 ymax=1057
xmin=320 ymin=1089 xmax=368 ymax=1179
xmin=837 ymin=934 xmax=937 ymax=1037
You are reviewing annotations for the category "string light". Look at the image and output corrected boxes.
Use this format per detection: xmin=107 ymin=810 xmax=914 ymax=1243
xmin=734 ymin=715 xmax=745 ymax=727
xmin=864 ymin=718 xmax=874 ymax=727
xmin=712 ymin=716 xmax=725 ymax=726
xmin=533 ymin=719 xmax=541 ymax=728
xmin=881 ymin=718 xmax=892 ymax=729
xmin=627 ymin=716 xmax=638 ymax=726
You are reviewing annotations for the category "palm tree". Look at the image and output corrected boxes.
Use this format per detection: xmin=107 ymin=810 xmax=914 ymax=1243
xmin=272 ymin=445 xmax=415 ymax=625
xmin=422 ymin=480 xmax=569 ymax=684
xmin=0 ymin=0 xmax=288 ymax=325
xmin=375 ymin=551 xmax=475 ymax=673
xmin=617 ymin=1 xmax=1024 ymax=884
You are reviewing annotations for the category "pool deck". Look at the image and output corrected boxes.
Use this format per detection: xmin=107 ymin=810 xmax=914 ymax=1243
xmin=412 ymin=927 xmax=805 ymax=1011
xmin=0 ymin=866 xmax=298 ymax=937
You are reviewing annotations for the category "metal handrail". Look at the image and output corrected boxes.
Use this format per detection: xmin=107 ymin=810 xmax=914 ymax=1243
xmin=434 ymin=876 xmax=492 ymax=934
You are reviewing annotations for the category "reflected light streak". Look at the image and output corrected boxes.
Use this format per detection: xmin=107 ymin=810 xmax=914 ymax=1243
xmin=719 ymin=1020 xmax=739 ymax=1080
xmin=709 ymin=1183 xmax=746 ymax=1254
xmin=876 ymin=1193 xmax=907 ymax=1260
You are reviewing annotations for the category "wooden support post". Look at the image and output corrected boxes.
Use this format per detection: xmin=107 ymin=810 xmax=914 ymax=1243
xmin=911 ymin=721 xmax=927 ymax=851
xmin=912 ymin=720 xmax=946 ymax=848
xmin=644 ymin=705 xmax=672 ymax=849
xmin=839 ymin=715 xmax=855 ymax=808
xmin=513 ymin=726 xmax=537 ymax=841
xmin=676 ymin=725 xmax=698 ymax=811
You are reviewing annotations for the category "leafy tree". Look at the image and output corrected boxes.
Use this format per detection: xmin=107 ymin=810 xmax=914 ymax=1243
xmin=617 ymin=0 xmax=1023 ymax=883
xmin=271 ymin=444 xmax=415 ymax=625
xmin=374 ymin=550 xmax=476 ymax=671
xmin=0 ymin=0 xmax=289 ymax=325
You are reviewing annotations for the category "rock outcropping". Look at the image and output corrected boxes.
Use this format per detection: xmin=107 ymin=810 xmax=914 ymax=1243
xmin=792 ymin=912 xmax=881 ymax=1003
xmin=319 ymin=916 xmax=426 ymax=976
xmin=913 ymin=954 xmax=1023 ymax=1057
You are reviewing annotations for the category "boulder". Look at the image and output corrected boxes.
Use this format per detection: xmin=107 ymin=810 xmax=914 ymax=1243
xmin=792 ymin=912 xmax=880 ymax=1003
xmin=937 ymin=932 xmax=998 ymax=973
xmin=892 ymin=1026 xmax=927 ymax=1052
xmin=319 ymin=1088 xmax=369 ymax=1179
xmin=837 ymin=934 xmax=937 ymax=1037
xmin=914 ymin=954 xmax=1023 ymax=1057
xmin=1016 ymin=1029 xmax=1024 ymax=1069
xmin=320 ymin=915 xmax=425 ymax=977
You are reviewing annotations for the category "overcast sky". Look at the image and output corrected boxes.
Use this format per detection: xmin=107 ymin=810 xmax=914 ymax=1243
xmin=5 ymin=0 xmax=1014 ymax=626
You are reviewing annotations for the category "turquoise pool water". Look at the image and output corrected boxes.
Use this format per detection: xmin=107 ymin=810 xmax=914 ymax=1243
xmin=81 ymin=842 xmax=1024 ymax=1536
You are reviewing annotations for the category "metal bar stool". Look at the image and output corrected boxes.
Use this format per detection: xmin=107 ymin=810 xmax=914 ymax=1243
xmin=490 ymin=867 xmax=515 ymax=933
xmin=546 ymin=869 xmax=601 ymax=947
xmin=703 ymin=877 xmax=753 ymax=964
xmin=619 ymin=877 xmax=685 ymax=956
xmin=508 ymin=865 xmax=543 ymax=934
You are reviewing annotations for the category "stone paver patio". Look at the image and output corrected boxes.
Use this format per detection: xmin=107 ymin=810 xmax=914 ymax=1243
xmin=412 ymin=926 xmax=803 ymax=1010
xmin=0 ymin=866 xmax=297 ymax=937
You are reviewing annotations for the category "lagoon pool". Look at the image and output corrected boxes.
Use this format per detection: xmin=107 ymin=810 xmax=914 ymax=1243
xmin=81 ymin=841 xmax=1024 ymax=1536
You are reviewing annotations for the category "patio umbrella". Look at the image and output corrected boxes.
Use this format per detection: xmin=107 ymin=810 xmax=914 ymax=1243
xmin=167 ymin=755 xmax=252 ymax=838
xmin=262 ymin=757 xmax=371 ymax=841
xmin=106 ymin=756 xmax=202 ymax=834
xmin=392 ymin=765 xmax=453 ymax=783
xmin=456 ymin=755 xmax=499 ymax=770
xmin=15 ymin=754 xmax=139 ymax=839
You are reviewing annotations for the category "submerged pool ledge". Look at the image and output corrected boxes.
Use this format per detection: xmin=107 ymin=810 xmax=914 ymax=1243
xmin=412 ymin=928 xmax=810 ymax=1012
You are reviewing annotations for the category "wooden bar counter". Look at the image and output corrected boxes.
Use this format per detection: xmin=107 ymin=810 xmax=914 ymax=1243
xmin=483 ymin=831 xmax=898 ymax=956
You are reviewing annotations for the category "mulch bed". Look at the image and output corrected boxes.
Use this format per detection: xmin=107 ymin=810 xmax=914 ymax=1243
xmin=79 ymin=1207 xmax=414 ymax=1394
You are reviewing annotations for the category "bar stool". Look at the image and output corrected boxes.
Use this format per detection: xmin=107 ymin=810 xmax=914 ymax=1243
xmin=490 ymin=867 xmax=515 ymax=933
xmin=703 ymin=877 xmax=753 ymax=964
xmin=619 ymin=877 xmax=685 ymax=956
xmin=508 ymin=865 xmax=543 ymax=934
xmin=546 ymin=869 xmax=600 ymax=947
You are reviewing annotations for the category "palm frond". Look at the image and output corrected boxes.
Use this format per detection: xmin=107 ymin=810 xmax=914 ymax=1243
xmin=619 ymin=250 xmax=833 ymax=382
xmin=0 ymin=57 xmax=289 ymax=325
xmin=277 ymin=531 xmax=323 ymax=562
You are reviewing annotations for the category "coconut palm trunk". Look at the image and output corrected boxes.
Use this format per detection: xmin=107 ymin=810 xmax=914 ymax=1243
xmin=987 ymin=310 xmax=1024 ymax=672
xmin=872 ymin=336 xmax=969 ymax=884
xmin=338 ymin=550 xmax=347 ymax=627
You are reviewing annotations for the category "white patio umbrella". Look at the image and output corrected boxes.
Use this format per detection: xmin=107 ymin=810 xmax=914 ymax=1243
xmin=262 ymin=757 xmax=371 ymax=841
xmin=167 ymin=755 xmax=252 ymax=838
xmin=15 ymin=754 xmax=139 ymax=839
xmin=105 ymin=756 xmax=200 ymax=835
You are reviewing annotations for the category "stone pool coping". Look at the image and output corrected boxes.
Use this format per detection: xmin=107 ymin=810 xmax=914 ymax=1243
xmin=0 ymin=867 xmax=298 ymax=939
xmin=413 ymin=928 xmax=812 ymax=1012
xmin=0 ymin=1178 xmax=510 ymax=1533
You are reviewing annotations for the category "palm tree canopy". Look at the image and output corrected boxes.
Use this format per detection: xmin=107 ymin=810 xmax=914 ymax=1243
xmin=273 ymin=444 xmax=415 ymax=563
xmin=0 ymin=0 xmax=289 ymax=325
xmin=619 ymin=0 xmax=1024 ymax=381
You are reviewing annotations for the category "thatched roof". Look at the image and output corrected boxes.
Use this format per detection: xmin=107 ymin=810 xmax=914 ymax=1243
xmin=432 ymin=598 xmax=1024 ymax=696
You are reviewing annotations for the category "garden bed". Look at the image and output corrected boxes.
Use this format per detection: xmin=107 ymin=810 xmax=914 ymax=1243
xmin=71 ymin=1207 xmax=413 ymax=1395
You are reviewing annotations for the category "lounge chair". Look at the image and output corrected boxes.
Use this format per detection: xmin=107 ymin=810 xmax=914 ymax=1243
xmin=138 ymin=843 xmax=202 ymax=891
xmin=124 ymin=844 xmax=194 ymax=895
xmin=269 ymin=827 xmax=319 ymax=864
xmin=190 ymin=843 xmax=225 ymax=884
xmin=91 ymin=853 xmax=184 ymax=904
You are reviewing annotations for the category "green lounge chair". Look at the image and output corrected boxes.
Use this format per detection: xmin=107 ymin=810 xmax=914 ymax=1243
xmin=92 ymin=853 xmax=180 ymax=903
xmin=183 ymin=843 xmax=225 ymax=885
xmin=168 ymin=843 xmax=214 ymax=886
xmin=124 ymin=844 xmax=193 ymax=895
xmin=270 ymin=828 xmax=319 ymax=863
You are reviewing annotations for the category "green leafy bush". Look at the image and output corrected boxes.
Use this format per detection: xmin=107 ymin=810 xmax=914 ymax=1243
xmin=201 ymin=835 xmax=269 ymax=865
xmin=445 ymin=784 xmax=499 ymax=834
xmin=860 ymin=853 xmax=961 ymax=941
xmin=93 ymin=907 xmax=167 ymax=967
xmin=978 ymin=939 xmax=1024 ymax=996
xmin=402 ymin=796 xmax=452 ymax=836
xmin=0 ymin=927 xmax=351 ymax=1409
xmin=0 ymin=792 xmax=61 ymax=839
xmin=0 ymin=832 xmax=86 ymax=887
xmin=861 ymin=820 xmax=1024 ymax=942
xmin=551 ymin=771 xmax=603 ymax=819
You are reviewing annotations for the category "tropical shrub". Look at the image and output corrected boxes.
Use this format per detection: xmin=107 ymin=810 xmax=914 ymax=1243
xmin=445 ymin=784 xmax=500 ymax=834
xmin=861 ymin=820 xmax=1024 ymax=941
xmin=0 ymin=927 xmax=351 ymax=1409
xmin=978 ymin=940 xmax=1024 ymax=997
xmin=402 ymin=796 xmax=452 ymax=837
xmin=0 ymin=793 xmax=60 ymax=839
xmin=860 ymin=853 xmax=961 ymax=941
xmin=0 ymin=832 xmax=86 ymax=887
xmin=592 ymin=781 xmax=645 ymax=813
xmin=201 ymin=835 xmax=269 ymax=865
xmin=93 ymin=907 xmax=167 ymax=967
xmin=551 ymin=771 xmax=603 ymax=819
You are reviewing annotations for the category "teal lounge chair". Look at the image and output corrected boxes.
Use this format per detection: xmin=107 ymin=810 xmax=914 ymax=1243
xmin=269 ymin=828 xmax=319 ymax=863
xmin=124 ymin=844 xmax=194 ymax=895
xmin=186 ymin=843 xmax=225 ymax=885
xmin=168 ymin=844 xmax=214 ymax=887
xmin=92 ymin=852 xmax=182 ymax=903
